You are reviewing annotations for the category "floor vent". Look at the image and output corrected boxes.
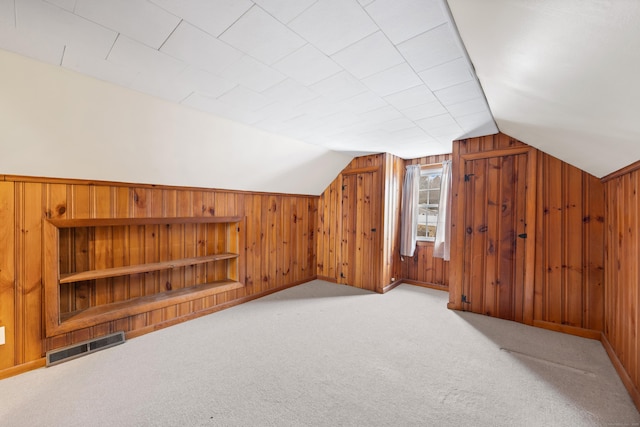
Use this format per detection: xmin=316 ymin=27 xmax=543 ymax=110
xmin=46 ymin=331 xmax=125 ymax=367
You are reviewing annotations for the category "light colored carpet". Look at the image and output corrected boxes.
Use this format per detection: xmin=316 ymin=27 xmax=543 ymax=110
xmin=1 ymin=281 xmax=638 ymax=426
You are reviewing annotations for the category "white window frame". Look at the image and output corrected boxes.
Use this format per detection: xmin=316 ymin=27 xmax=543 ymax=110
xmin=416 ymin=165 xmax=443 ymax=242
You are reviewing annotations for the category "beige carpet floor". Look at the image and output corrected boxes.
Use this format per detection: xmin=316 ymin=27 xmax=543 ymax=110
xmin=1 ymin=280 xmax=638 ymax=426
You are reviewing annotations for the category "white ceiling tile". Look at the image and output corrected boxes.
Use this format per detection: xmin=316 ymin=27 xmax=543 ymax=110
xmin=16 ymin=0 xmax=116 ymax=58
xmin=357 ymin=0 xmax=374 ymax=6
xmin=359 ymin=105 xmax=403 ymax=123
xmin=217 ymin=85 xmax=274 ymax=111
xmin=254 ymin=102 xmax=304 ymax=122
xmin=0 ymin=0 xmax=15 ymax=26
xmin=362 ymin=63 xmax=423 ymax=97
xmin=455 ymin=110 xmax=495 ymax=131
xmin=339 ymin=91 xmax=388 ymax=114
xmin=310 ymin=71 xmax=367 ymax=101
xmin=273 ymin=44 xmax=341 ymax=86
xmin=378 ymin=118 xmax=416 ymax=132
xmin=0 ymin=24 xmax=64 ymax=65
xmin=419 ymin=58 xmax=473 ymax=91
xmin=62 ymin=46 xmax=138 ymax=87
xmin=297 ymin=96 xmax=346 ymax=118
xmin=107 ymin=35 xmax=186 ymax=79
xmin=44 ymin=0 xmax=76 ymax=12
xmin=252 ymin=0 xmax=317 ymax=24
xmin=160 ymin=21 xmax=243 ymax=75
xmin=398 ymin=24 xmax=460 ymax=72
xmin=389 ymin=126 xmax=432 ymax=141
xmin=149 ymin=0 xmax=253 ymax=37
xmin=172 ymin=66 xmax=236 ymax=98
xmin=219 ymin=55 xmax=286 ymax=92
xmin=320 ymin=111 xmax=364 ymax=129
xmin=400 ymin=101 xmax=448 ymax=121
xmin=383 ymin=85 xmax=437 ymax=110
xmin=289 ymin=0 xmax=377 ymax=55
xmin=446 ymin=98 xmax=490 ymax=117
xmin=261 ymin=78 xmax=319 ymax=107
xmin=282 ymin=114 xmax=324 ymax=131
xmin=422 ymin=122 xmax=463 ymax=138
xmin=219 ymin=6 xmax=306 ymax=65
xmin=434 ymin=80 xmax=482 ymax=106
xmin=74 ymin=0 xmax=180 ymax=49
xmin=331 ymin=31 xmax=405 ymax=79
xmin=365 ymin=0 xmax=447 ymax=44
xmin=416 ymin=113 xmax=457 ymax=129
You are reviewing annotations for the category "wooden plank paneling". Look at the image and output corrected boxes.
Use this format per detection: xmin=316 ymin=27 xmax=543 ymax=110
xmin=450 ymin=133 xmax=604 ymax=335
xmin=0 ymin=182 xmax=16 ymax=370
xmin=1 ymin=175 xmax=318 ymax=376
xmin=604 ymin=166 xmax=640 ymax=407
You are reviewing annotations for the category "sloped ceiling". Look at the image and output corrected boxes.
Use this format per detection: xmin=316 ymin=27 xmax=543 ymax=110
xmin=0 ymin=0 xmax=496 ymax=163
xmin=448 ymin=0 xmax=640 ymax=178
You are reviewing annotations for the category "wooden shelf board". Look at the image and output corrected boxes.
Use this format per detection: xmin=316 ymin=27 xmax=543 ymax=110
xmin=47 ymin=216 xmax=243 ymax=228
xmin=59 ymin=253 xmax=239 ymax=284
xmin=55 ymin=280 xmax=243 ymax=335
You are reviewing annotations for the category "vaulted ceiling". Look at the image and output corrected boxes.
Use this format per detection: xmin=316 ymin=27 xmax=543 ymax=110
xmin=1 ymin=0 xmax=638 ymax=188
xmin=0 ymin=0 xmax=496 ymax=160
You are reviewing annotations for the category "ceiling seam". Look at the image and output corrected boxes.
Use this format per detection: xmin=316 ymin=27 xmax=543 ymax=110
xmin=158 ymin=19 xmax=183 ymax=52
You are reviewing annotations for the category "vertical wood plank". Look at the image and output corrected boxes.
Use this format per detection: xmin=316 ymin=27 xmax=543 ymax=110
xmin=0 ymin=182 xmax=16 ymax=369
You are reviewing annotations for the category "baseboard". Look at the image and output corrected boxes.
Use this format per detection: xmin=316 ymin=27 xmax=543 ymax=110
xmin=127 ymin=278 xmax=312 ymax=340
xmin=532 ymin=320 xmax=602 ymax=340
xmin=381 ymin=279 xmax=403 ymax=293
xmin=0 ymin=358 xmax=46 ymax=380
xmin=400 ymin=279 xmax=449 ymax=292
xmin=316 ymin=275 xmax=338 ymax=284
xmin=601 ymin=333 xmax=640 ymax=412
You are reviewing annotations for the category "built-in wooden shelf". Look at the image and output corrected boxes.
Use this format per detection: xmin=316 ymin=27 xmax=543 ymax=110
xmin=43 ymin=216 xmax=244 ymax=337
xmin=55 ymin=280 xmax=243 ymax=335
xmin=59 ymin=254 xmax=239 ymax=284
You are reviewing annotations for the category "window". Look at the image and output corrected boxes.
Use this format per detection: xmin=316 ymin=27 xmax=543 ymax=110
xmin=417 ymin=166 xmax=442 ymax=241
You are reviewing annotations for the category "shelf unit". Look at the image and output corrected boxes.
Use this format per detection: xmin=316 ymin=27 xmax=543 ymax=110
xmin=43 ymin=216 xmax=244 ymax=337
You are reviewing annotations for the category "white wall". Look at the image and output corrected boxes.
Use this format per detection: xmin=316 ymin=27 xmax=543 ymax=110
xmin=0 ymin=49 xmax=352 ymax=195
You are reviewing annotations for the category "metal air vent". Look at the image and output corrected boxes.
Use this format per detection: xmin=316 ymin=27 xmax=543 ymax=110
xmin=46 ymin=331 xmax=125 ymax=366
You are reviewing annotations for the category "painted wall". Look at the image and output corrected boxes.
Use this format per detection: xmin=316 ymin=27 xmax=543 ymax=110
xmin=0 ymin=49 xmax=352 ymax=195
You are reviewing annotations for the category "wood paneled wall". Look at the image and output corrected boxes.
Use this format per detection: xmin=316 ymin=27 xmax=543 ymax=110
xmin=603 ymin=162 xmax=640 ymax=408
xmin=448 ymin=134 xmax=604 ymax=335
xmin=317 ymin=152 xmax=451 ymax=292
xmin=401 ymin=154 xmax=452 ymax=289
xmin=317 ymin=154 xmax=386 ymax=291
xmin=0 ymin=176 xmax=317 ymax=376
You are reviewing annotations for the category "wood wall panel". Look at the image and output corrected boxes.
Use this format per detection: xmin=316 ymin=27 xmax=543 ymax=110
xmin=603 ymin=166 xmax=640 ymax=406
xmin=317 ymin=155 xmax=386 ymax=285
xmin=0 ymin=176 xmax=317 ymax=376
xmin=449 ymin=133 xmax=604 ymax=335
xmin=317 ymin=152 xmax=452 ymax=291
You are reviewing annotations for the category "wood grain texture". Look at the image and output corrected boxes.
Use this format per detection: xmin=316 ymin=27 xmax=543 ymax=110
xmin=604 ymin=167 xmax=640 ymax=404
xmin=1 ymin=177 xmax=318 ymax=375
xmin=317 ymin=153 xmax=452 ymax=292
xmin=449 ymin=133 xmax=604 ymax=334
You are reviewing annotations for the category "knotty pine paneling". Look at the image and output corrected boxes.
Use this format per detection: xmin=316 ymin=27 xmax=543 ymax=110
xmin=317 ymin=153 xmax=451 ymax=292
xmin=449 ymin=133 xmax=604 ymax=335
xmin=316 ymin=154 xmax=385 ymax=289
xmin=603 ymin=165 xmax=640 ymax=407
xmin=0 ymin=176 xmax=316 ymax=376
